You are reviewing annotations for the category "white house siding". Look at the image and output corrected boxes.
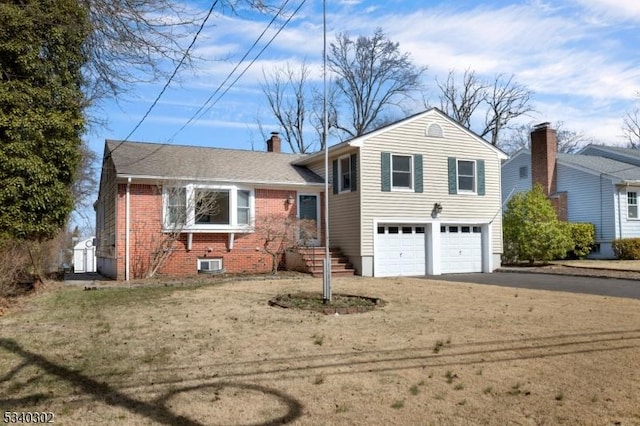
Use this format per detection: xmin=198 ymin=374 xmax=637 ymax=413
xmin=556 ymin=164 xmax=616 ymax=257
xmin=617 ymin=185 xmax=640 ymax=239
xmin=359 ymin=112 xmax=504 ymax=263
xmin=501 ymin=152 xmax=532 ymax=204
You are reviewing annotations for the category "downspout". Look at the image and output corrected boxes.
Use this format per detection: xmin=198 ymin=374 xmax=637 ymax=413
xmin=617 ymin=185 xmax=623 ymax=240
xmin=125 ymin=177 xmax=131 ymax=281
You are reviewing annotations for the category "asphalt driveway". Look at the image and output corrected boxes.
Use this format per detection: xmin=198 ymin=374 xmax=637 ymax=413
xmin=430 ymin=271 xmax=640 ymax=300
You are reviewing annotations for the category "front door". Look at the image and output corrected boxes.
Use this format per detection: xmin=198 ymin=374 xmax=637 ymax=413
xmin=298 ymin=194 xmax=320 ymax=246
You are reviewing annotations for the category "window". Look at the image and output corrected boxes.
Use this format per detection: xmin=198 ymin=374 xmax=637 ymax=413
xmin=449 ymin=226 xmax=458 ymax=233
xmin=472 ymin=226 xmax=482 ymax=233
xmin=402 ymin=226 xmax=412 ymax=234
xmin=196 ymin=190 xmax=229 ymax=224
xmin=628 ymin=192 xmax=638 ymax=219
xmin=388 ymin=226 xmax=399 ymax=234
xmin=416 ymin=227 xmax=425 ymax=234
xmin=237 ymin=190 xmax=250 ymax=225
xmin=166 ymin=187 xmax=186 ymax=225
xmin=198 ymin=258 xmax=223 ymax=273
xmin=519 ymin=166 xmax=528 ymax=179
xmin=392 ymin=155 xmax=412 ymax=189
xmin=461 ymin=226 xmax=470 ymax=233
xmin=377 ymin=226 xmax=385 ymax=234
xmin=458 ymin=160 xmax=476 ymax=192
xmin=440 ymin=226 xmax=446 ymax=233
xmin=339 ymin=156 xmax=351 ymax=192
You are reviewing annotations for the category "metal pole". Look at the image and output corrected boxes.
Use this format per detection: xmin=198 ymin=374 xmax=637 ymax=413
xmin=322 ymin=0 xmax=331 ymax=302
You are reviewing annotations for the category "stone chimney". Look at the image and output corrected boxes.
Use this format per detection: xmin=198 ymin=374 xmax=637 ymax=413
xmin=530 ymin=122 xmax=557 ymax=197
xmin=266 ymin=132 xmax=281 ymax=153
xmin=530 ymin=122 xmax=567 ymax=220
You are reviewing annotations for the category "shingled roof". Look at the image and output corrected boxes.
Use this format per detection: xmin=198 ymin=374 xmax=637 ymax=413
xmin=558 ymin=153 xmax=640 ymax=181
xmin=105 ymin=140 xmax=324 ymax=186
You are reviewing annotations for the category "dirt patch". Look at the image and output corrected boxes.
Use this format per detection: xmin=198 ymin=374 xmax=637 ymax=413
xmin=1 ymin=276 xmax=639 ymax=425
xmin=268 ymin=291 xmax=385 ymax=314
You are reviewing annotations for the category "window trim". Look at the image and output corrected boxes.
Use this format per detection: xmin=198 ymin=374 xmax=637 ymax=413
xmin=628 ymin=191 xmax=638 ymax=220
xmin=163 ymin=184 xmax=255 ymax=232
xmin=198 ymin=258 xmax=223 ymax=273
xmin=457 ymin=159 xmax=477 ymax=194
xmin=391 ymin=154 xmax=413 ymax=191
xmin=338 ymin=155 xmax=351 ymax=192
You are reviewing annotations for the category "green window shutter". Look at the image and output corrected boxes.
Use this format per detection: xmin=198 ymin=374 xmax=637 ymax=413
xmin=350 ymin=153 xmax=357 ymax=192
xmin=332 ymin=159 xmax=338 ymax=194
xmin=477 ymin=159 xmax=485 ymax=196
xmin=413 ymin=154 xmax=423 ymax=193
xmin=448 ymin=157 xmax=457 ymax=194
xmin=381 ymin=152 xmax=391 ymax=192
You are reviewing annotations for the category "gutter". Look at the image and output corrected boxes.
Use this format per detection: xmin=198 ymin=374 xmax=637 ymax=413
xmin=125 ymin=177 xmax=131 ymax=281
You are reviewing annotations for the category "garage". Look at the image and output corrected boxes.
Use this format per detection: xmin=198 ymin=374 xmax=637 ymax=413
xmin=440 ymin=225 xmax=483 ymax=273
xmin=375 ymin=224 xmax=426 ymax=276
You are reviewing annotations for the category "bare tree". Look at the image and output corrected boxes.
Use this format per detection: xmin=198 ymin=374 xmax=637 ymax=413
xmin=81 ymin=0 xmax=276 ymax=102
xmin=131 ymin=184 xmax=220 ymax=278
xmin=256 ymin=214 xmax=317 ymax=275
xmin=437 ymin=69 xmax=487 ymax=128
xmin=501 ymin=121 xmax=595 ymax=154
xmin=261 ymin=61 xmax=317 ymax=153
xmin=482 ymin=74 xmax=534 ymax=146
xmin=328 ymin=28 xmax=427 ymax=138
xmin=435 ymin=71 xmax=533 ymax=146
xmin=623 ymin=107 xmax=640 ymax=148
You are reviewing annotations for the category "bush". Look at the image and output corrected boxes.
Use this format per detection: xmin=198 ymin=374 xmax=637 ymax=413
xmin=562 ymin=222 xmax=595 ymax=259
xmin=503 ymin=185 xmax=573 ymax=264
xmin=612 ymin=238 xmax=640 ymax=260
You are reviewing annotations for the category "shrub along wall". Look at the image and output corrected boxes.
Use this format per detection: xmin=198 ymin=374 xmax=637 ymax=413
xmin=561 ymin=222 xmax=595 ymax=259
xmin=612 ymin=238 xmax=640 ymax=260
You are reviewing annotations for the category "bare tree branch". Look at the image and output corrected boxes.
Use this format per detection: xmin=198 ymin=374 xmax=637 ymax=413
xmin=328 ymin=28 xmax=427 ymax=138
xmin=501 ymin=121 xmax=596 ymax=154
xmin=437 ymin=69 xmax=487 ymax=128
xmin=623 ymin=107 xmax=640 ymax=149
xmin=482 ymin=74 xmax=534 ymax=146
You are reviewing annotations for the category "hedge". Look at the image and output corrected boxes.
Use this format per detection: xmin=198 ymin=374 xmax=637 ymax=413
xmin=561 ymin=222 xmax=595 ymax=259
xmin=612 ymin=238 xmax=640 ymax=260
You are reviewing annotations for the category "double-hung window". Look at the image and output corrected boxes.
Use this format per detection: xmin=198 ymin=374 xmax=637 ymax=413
xmin=457 ymin=160 xmax=476 ymax=193
xmin=165 ymin=187 xmax=187 ymax=226
xmin=339 ymin=156 xmax=351 ymax=192
xmin=628 ymin=192 xmax=638 ymax=219
xmin=237 ymin=190 xmax=250 ymax=225
xmin=392 ymin=154 xmax=412 ymax=189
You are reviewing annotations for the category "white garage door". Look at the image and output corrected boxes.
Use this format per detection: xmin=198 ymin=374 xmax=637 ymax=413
xmin=375 ymin=224 xmax=426 ymax=277
xmin=441 ymin=225 xmax=482 ymax=273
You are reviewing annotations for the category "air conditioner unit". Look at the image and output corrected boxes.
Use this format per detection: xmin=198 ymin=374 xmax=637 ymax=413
xmin=198 ymin=258 xmax=223 ymax=273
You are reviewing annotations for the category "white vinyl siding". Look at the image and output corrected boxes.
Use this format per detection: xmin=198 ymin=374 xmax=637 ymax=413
xmin=359 ymin=112 xmax=503 ymax=258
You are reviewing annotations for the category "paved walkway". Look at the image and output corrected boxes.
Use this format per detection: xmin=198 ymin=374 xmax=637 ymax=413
xmin=63 ymin=272 xmax=117 ymax=288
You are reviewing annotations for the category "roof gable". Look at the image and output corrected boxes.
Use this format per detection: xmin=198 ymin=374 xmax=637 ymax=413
xmin=295 ymin=108 xmax=507 ymax=165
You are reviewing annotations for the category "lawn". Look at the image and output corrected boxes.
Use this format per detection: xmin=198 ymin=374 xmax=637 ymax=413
xmin=1 ymin=276 xmax=639 ymax=425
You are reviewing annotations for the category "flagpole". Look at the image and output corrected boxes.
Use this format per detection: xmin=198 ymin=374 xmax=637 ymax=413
xmin=322 ymin=0 xmax=331 ymax=302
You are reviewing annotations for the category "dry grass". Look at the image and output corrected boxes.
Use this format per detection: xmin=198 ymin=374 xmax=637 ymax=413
xmin=1 ymin=276 xmax=640 ymax=425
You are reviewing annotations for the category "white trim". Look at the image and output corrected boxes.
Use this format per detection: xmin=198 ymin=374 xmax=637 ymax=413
xmin=391 ymin=153 xmax=413 ymax=191
xmin=197 ymin=258 xmax=223 ymax=272
xmin=125 ymin=177 xmax=131 ymax=281
xmin=338 ymin=154 xmax=352 ymax=193
xmin=456 ymin=158 xmax=477 ymax=194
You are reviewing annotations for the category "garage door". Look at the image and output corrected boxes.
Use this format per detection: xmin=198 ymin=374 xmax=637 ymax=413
xmin=441 ymin=225 xmax=482 ymax=273
xmin=375 ymin=224 xmax=426 ymax=277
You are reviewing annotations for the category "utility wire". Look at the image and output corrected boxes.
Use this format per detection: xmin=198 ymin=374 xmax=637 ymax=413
xmin=168 ymin=0 xmax=307 ymax=141
xmin=111 ymin=0 xmax=219 ymax=154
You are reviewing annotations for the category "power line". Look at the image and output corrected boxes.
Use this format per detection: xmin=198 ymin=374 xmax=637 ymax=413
xmin=112 ymin=0 xmax=219 ymax=153
xmin=168 ymin=0 xmax=307 ymax=142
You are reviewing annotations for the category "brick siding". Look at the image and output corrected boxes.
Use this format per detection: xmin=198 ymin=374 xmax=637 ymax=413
xmin=113 ymin=184 xmax=315 ymax=279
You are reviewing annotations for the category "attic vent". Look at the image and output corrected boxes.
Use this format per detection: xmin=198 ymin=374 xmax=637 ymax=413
xmin=426 ymin=123 xmax=444 ymax=138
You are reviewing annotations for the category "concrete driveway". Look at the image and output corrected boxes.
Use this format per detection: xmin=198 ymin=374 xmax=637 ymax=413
xmin=429 ymin=271 xmax=640 ymax=300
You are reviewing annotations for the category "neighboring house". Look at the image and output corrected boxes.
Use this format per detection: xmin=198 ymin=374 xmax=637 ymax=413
xmin=96 ymin=108 xmax=507 ymax=280
xmin=501 ymin=123 xmax=640 ymax=258
xmin=73 ymin=237 xmax=96 ymax=273
xmin=296 ymin=108 xmax=507 ymax=277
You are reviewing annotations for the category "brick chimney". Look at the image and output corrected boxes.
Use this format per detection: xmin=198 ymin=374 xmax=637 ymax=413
xmin=266 ymin=132 xmax=281 ymax=153
xmin=530 ymin=122 xmax=567 ymax=220
xmin=530 ymin=122 xmax=557 ymax=196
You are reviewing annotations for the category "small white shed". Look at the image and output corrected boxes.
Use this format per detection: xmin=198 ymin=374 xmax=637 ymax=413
xmin=73 ymin=237 xmax=96 ymax=273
